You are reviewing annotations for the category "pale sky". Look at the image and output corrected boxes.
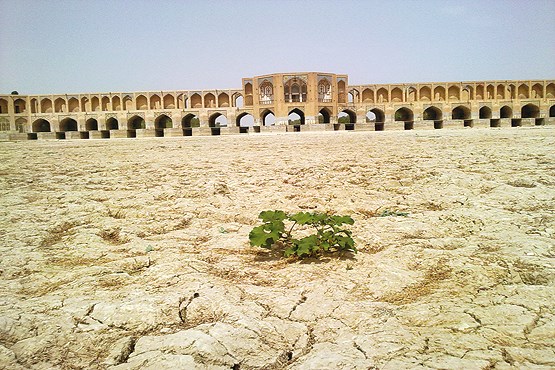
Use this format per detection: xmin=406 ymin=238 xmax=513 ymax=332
xmin=0 ymin=0 xmax=554 ymax=95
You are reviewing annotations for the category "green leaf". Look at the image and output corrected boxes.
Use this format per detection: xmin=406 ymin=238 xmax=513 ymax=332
xmin=259 ymin=210 xmax=287 ymax=223
xmin=289 ymin=212 xmax=313 ymax=225
xmin=249 ymin=225 xmax=281 ymax=248
xmin=294 ymin=235 xmax=319 ymax=257
xmin=329 ymin=215 xmax=355 ymax=225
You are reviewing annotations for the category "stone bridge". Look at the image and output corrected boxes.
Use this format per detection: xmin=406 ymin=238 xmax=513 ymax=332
xmin=1 ymin=72 xmax=554 ymax=140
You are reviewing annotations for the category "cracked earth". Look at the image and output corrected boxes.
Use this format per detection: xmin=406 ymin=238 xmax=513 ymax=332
xmin=0 ymin=128 xmax=554 ymax=369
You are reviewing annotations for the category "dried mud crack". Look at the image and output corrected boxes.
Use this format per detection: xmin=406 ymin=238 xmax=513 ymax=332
xmin=0 ymin=128 xmax=554 ymax=369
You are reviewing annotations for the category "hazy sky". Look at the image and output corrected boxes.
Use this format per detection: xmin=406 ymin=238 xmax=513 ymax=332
xmin=0 ymin=0 xmax=554 ymax=94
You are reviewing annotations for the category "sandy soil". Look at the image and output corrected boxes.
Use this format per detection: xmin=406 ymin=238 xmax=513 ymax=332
xmin=0 ymin=128 xmax=554 ymax=369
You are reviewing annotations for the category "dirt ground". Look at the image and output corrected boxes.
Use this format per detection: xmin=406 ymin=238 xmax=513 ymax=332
xmin=0 ymin=127 xmax=554 ymax=369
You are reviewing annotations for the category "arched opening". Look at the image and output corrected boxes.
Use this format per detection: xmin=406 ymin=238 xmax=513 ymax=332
xmin=521 ymin=104 xmax=539 ymax=118
xmin=244 ymin=83 xmax=253 ymax=106
xmin=532 ymin=83 xmax=543 ymax=98
xmin=163 ymin=94 xmax=175 ymax=109
xmin=112 ymin=96 xmax=121 ymax=110
xmin=105 ymin=117 xmax=118 ymax=130
xmin=391 ymin=88 xmax=403 ymax=102
xmin=177 ymin=94 xmax=185 ymax=109
xmin=433 ymin=86 xmax=446 ymax=101
xmin=234 ymin=94 xmax=244 ymax=108
xmin=123 ymin=96 xmax=133 ymax=110
xmin=423 ymin=106 xmax=442 ymax=120
xmin=395 ymin=107 xmax=414 ymax=130
xmin=546 ymin=84 xmax=555 ymax=99
xmin=204 ymin=93 xmax=216 ymax=108
xmin=339 ymin=109 xmax=356 ymax=124
xmin=496 ymin=84 xmax=506 ymax=100
xmin=348 ymin=92 xmax=354 ymax=103
xmin=209 ymin=113 xmax=227 ymax=127
xmin=91 ymin=96 xmax=100 ymax=111
xmin=500 ymin=106 xmax=512 ymax=118
xmin=136 ymin=95 xmax=147 ymax=110
xmin=236 ymin=113 xmax=254 ymax=129
xmin=81 ymin=97 xmax=89 ymax=112
xmin=15 ymin=118 xmax=27 ymax=133
xmin=60 ymin=118 xmax=78 ymax=132
xmin=479 ymin=106 xmax=492 ymax=119
xmin=452 ymin=106 xmax=471 ymax=120
xmin=261 ymin=110 xmax=275 ymax=126
xmin=288 ymin=108 xmax=305 ymax=125
xmin=218 ymin=93 xmax=230 ymax=107
xmin=376 ymin=88 xmax=388 ymax=103
xmin=337 ymin=80 xmax=347 ymax=103
xmin=284 ymin=79 xmax=307 ymax=103
xmin=101 ymin=96 xmax=110 ymax=111
xmin=550 ymin=105 xmax=555 ymax=117
xmin=182 ymin=114 xmax=199 ymax=128
xmin=486 ymin=85 xmax=494 ymax=99
xmin=150 ymin=95 xmax=161 ymax=110
xmin=476 ymin=85 xmax=484 ymax=100
xmin=362 ymin=88 xmax=374 ymax=103
xmin=395 ymin=107 xmax=413 ymax=122
xmin=128 ymin=115 xmax=145 ymax=130
xmin=518 ymin=84 xmax=529 ymax=99
xmin=68 ymin=98 xmax=79 ymax=112
xmin=419 ymin=86 xmax=431 ymax=101
xmin=86 ymin=118 xmax=99 ymax=131
xmin=181 ymin=114 xmax=198 ymax=136
xmin=33 ymin=119 xmax=51 ymax=133
xmin=0 ymin=98 xmax=8 ymax=113
xmin=367 ymin=108 xmax=385 ymax=131
xmin=155 ymin=114 xmax=172 ymax=136
xmin=41 ymin=98 xmax=53 ymax=113
xmin=190 ymin=93 xmax=202 ymax=108
xmin=54 ymin=98 xmax=66 ymax=113
xmin=318 ymin=108 xmax=331 ymax=124
xmin=318 ymin=78 xmax=332 ymax=102
xmin=448 ymin=85 xmax=460 ymax=101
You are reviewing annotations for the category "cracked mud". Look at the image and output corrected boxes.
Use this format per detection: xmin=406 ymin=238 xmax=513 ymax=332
xmin=1 ymin=128 xmax=554 ymax=369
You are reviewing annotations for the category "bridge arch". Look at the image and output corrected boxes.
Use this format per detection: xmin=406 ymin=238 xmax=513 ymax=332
xmin=236 ymin=112 xmax=254 ymax=127
xmin=521 ymin=103 xmax=539 ymax=118
xmin=452 ymin=105 xmax=471 ymax=120
xmin=68 ymin=98 xmax=79 ymax=112
xmin=128 ymin=115 xmax=145 ymax=130
xmin=288 ymin=108 xmax=305 ymax=125
xmin=59 ymin=118 xmax=78 ymax=132
xmin=423 ymin=106 xmax=442 ymax=120
xmin=261 ymin=109 xmax=275 ymax=126
xmin=339 ymin=109 xmax=356 ymax=123
xmin=479 ymin=106 xmax=492 ymax=119
xmin=318 ymin=108 xmax=331 ymax=124
xmin=550 ymin=105 xmax=555 ymax=117
xmin=86 ymin=118 xmax=99 ymax=131
xmin=395 ymin=107 xmax=413 ymax=121
xmin=209 ymin=112 xmax=227 ymax=127
xmin=32 ymin=119 xmax=51 ymax=132
xmin=182 ymin=113 xmax=199 ymax=128
xmin=136 ymin=95 xmax=147 ymax=110
xmin=500 ymin=106 xmax=512 ymax=118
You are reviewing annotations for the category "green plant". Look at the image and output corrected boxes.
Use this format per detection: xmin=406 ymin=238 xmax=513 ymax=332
xmin=249 ymin=210 xmax=356 ymax=258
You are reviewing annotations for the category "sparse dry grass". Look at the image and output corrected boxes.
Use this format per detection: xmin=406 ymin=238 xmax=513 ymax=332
xmin=98 ymin=227 xmax=130 ymax=245
xmin=39 ymin=221 xmax=78 ymax=248
xmin=379 ymin=259 xmax=452 ymax=305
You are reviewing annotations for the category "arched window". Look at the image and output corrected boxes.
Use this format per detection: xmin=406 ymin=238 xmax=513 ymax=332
xmin=284 ymin=77 xmax=307 ymax=103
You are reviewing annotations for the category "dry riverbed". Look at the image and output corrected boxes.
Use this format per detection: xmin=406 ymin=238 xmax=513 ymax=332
xmin=0 ymin=127 xmax=554 ymax=369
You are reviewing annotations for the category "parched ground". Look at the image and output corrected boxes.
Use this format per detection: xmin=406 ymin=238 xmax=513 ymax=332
xmin=0 ymin=128 xmax=554 ymax=370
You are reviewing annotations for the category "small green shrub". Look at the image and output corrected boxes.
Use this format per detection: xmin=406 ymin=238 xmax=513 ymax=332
xmin=249 ymin=210 xmax=356 ymax=258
